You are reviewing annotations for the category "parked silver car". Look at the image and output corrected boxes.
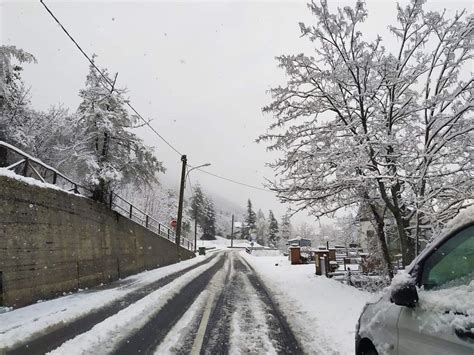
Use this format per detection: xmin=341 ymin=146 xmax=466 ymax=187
xmin=356 ymin=211 xmax=474 ymax=355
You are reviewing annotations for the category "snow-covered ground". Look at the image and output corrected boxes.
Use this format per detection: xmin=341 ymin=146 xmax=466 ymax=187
xmin=241 ymin=252 xmax=374 ymax=354
xmin=196 ymin=235 xmax=262 ymax=250
xmin=0 ymin=254 xmax=213 ymax=350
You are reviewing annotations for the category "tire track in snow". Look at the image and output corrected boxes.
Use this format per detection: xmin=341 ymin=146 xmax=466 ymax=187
xmin=198 ymin=252 xmax=236 ymax=354
xmin=153 ymin=253 xmax=232 ymax=355
xmin=45 ymin=254 xmax=224 ymax=355
xmin=229 ymin=272 xmax=278 ymax=355
xmin=240 ymin=255 xmax=334 ymax=355
xmin=234 ymin=257 xmax=302 ymax=355
xmin=110 ymin=254 xmax=227 ymax=354
xmin=198 ymin=253 xmax=301 ymax=355
xmin=6 ymin=254 xmax=218 ymax=355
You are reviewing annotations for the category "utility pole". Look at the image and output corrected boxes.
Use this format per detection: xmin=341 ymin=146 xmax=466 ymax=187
xmin=231 ymin=214 xmax=234 ymax=248
xmin=176 ymin=154 xmax=187 ymax=260
xmin=194 ymin=218 xmax=197 ymax=253
xmin=184 ymin=162 xmax=210 ymax=254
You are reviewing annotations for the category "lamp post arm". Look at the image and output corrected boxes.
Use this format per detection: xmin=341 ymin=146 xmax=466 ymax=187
xmin=186 ymin=163 xmax=211 ymax=179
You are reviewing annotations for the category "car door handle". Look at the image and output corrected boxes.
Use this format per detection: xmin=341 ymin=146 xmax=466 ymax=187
xmin=455 ymin=327 xmax=474 ymax=341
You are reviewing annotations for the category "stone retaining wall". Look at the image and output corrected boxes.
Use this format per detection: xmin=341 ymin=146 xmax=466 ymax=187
xmin=0 ymin=175 xmax=194 ymax=307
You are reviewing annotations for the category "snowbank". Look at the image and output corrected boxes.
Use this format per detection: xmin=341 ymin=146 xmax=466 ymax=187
xmin=196 ymin=236 xmax=262 ymax=250
xmin=248 ymin=249 xmax=282 ymax=257
xmin=241 ymin=252 xmax=373 ymax=354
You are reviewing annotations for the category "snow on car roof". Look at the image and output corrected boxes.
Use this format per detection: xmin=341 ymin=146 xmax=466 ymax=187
xmin=444 ymin=205 xmax=474 ymax=234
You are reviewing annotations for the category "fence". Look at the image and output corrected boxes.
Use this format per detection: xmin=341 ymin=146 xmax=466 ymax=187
xmin=0 ymin=141 xmax=194 ymax=252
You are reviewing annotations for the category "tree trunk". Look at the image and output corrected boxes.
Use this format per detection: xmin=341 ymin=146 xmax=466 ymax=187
xmin=92 ymin=178 xmax=108 ymax=203
xmin=368 ymin=204 xmax=394 ymax=280
xmin=381 ymin=182 xmax=416 ymax=267
xmin=393 ymin=211 xmax=416 ymax=266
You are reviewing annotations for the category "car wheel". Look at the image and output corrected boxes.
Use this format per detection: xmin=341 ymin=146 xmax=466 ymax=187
xmin=358 ymin=339 xmax=378 ymax=355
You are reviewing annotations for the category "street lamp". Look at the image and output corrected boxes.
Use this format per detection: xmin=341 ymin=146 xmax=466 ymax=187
xmin=186 ymin=163 xmax=211 ymax=182
xmin=185 ymin=163 xmax=210 ymax=252
xmin=176 ymin=159 xmax=211 ymax=257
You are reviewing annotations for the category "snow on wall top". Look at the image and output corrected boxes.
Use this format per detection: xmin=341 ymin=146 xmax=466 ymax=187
xmin=0 ymin=168 xmax=79 ymax=196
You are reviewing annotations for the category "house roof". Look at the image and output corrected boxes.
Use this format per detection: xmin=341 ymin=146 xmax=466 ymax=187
xmin=288 ymin=236 xmax=311 ymax=242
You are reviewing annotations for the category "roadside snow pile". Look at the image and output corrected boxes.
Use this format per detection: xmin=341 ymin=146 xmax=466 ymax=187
xmin=249 ymin=249 xmax=282 ymax=257
xmin=241 ymin=252 xmax=373 ymax=355
xmin=196 ymin=236 xmax=262 ymax=250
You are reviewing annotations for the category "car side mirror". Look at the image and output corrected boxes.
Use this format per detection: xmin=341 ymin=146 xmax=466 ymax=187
xmin=390 ymin=281 xmax=419 ymax=308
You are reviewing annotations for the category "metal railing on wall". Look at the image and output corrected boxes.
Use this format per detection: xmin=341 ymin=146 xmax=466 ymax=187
xmin=0 ymin=141 xmax=194 ymax=252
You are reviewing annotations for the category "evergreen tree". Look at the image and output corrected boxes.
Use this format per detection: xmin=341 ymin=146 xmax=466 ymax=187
xmin=75 ymin=59 xmax=163 ymax=202
xmin=201 ymin=197 xmax=216 ymax=240
xmin=189 ymin=184 xmax=205 ymax=224
xmin=268 ymin=210 xmax=279 ymax=248
xmin=243 ymin=199 xmax=257 ymax=240
xmin=255 ymin=209 xmax=268 ymax=246
xmin=280 ymin=210 xmax=293 ymax=243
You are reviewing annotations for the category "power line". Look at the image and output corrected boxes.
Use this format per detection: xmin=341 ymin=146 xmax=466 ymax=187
xmin=39 ymin=0 xmax=274 ymax=194
xmin=195 ymin=168 xmax=272 ymax=192
xmin=39 ymin=0 xmax=183 ymax=157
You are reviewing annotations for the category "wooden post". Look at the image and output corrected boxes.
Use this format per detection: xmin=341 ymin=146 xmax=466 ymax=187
xmin=109 ymin=193 xmax=113 ymax=208
xmin=231 ymin=214 xmax=234 ymax=248
xmin=22 ymin=158 xmax=29 ymax=176
xmin=175 ymin=155 xmax=187 ymax=260
xmin=194 ymin=218 xmax=197 ymax=253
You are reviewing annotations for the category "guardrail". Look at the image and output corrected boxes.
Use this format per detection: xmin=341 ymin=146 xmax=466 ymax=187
xmin=0 ymin=141 xmax=194 ymax=252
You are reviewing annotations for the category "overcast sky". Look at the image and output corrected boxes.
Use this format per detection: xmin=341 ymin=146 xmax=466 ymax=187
xmin=1 ymin=0 xmax=471 ymax=228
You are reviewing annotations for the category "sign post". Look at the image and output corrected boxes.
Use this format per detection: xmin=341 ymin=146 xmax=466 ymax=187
xmin=170 ymin=219 xmax=177 ymax=230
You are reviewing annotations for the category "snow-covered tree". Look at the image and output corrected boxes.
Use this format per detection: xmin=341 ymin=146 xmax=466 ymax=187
xmin=0 ymin=45 xmax=36 ymax=164
xmin=75 ymin=60 xmax=164 ymax=202
xmin=243 ymin=199 xmax=257 ymax=240
xmin=296 ymin=222 xmax=318 ymax=243
xmin=255 ymin=209 xmax=268 ymax=246
xmin=268 ymin=210 xmax=279 ymax=247
xmin=20 ymin=105 xmax=77 ymax=170
xmin=201 ymin=197 xmax=217 ymax=240
xmin=189 ymin=184 xmax=205 ymax=224
xmin=280 ymin=210 xmax=293 ymax=243
xmin=259 ymin=0 xmax=473 ymax=266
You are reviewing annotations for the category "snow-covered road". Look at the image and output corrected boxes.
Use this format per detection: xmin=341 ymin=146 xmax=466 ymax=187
xmin=0 ymin=251 xmax=303 ymax=355
xmin=1 ymin=249 xmax=373 ymax=354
